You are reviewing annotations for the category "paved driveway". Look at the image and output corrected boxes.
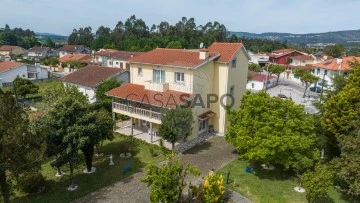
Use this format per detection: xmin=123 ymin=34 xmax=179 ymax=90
xmin=74 ymin=136 xmax=251 ymax=203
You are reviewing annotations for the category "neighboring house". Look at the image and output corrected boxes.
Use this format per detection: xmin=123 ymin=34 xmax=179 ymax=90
xmin=311 ymin=56 xmax=360 ymax=85
xmin=0 ymin=61 xmax=48 ymax=87
xmin=58 ymin=54 xmax=92 ymax=73
xmin=57 ymin=45 xmax=90 ymax=58
xmin=268 ymin=49 xmax=305 ymax=65
xmin=28 ymin=46 xmax=57 ymax=59
xmin=106 ymin=42 xmax=250 ymax=143
xmin=247 ymin=71 xmax=277 ymax=91
xmin=0 ymin=45 xmax=27 ymax=60
xmin=60 ymin=65 xmax=129 ymax=103
xmin=248 ymin=51 xmax=269 ymax=66
xmin=93 ymin=49 xmax=143 ymax=69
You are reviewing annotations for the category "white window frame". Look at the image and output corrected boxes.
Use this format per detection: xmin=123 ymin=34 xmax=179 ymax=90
xmin=198 ymin=119 xmax=208 ymax=133
xmin=138 ymin=66 xmax=143 ymax=76
xmin=174 ymin=72 xmax=185 ymax=83
xmin=231 ymin=59 xmax=237 ymax=68
xmin=153 ymin=69 xmax=165 ymax=83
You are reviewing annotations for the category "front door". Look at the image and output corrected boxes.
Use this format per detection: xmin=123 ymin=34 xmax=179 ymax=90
xmin=198 ymin=119 xmax=208 ymax=134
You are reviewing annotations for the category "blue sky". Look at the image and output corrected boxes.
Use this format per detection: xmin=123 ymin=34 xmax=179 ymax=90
xmin=1 ymin=0 xmax=359 ymax=35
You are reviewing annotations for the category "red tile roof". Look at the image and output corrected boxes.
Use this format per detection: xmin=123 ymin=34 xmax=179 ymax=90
xmin=312 ymin=57 xmax=360 ymax=71
xmin=106 ymin=83 xmax=194 ymax=108
xmin=58 ymin=45 xmax=86 ymax=52
xmin=95 ymin=50 xmax=144 ymax=61
xmin=60 ymin=65 xmax=126 ymax=87
xmin=0 ymin=45 xmax=22 ymax=51
xmin=129 ymin=48 xmax=219 ymax=68
xmin=28 ymin=46 xmax=50 ymax=52
xmin=248 ymin=71 xmax=276 ymax=82
xmin=268 ymin=50 xmax=305 ymax=59
xmin=208 ymin=42 xmax=243 ymax=63
xmin=290 ymin=55 xmax=314 ymax=61
xmin=0 ymin=61 xmax=24 ymax=73
xmin=272 ymin=49 xmax=294 ymax=54
xmin=59 ymin=54 xmax=92 ymax=63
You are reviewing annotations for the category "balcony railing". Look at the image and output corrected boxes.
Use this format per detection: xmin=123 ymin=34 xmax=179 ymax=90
xmin=113 ymin=102 xmax=162 ymax=121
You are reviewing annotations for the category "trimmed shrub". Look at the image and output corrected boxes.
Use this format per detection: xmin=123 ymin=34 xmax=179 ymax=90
xmin=18 ymin=172 xmax=46 ymax=194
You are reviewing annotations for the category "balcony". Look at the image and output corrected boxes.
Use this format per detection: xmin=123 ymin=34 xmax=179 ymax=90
xmin=112 ymin=102 xmax=162 ymax=124
xmin=144 ymin=80 xmax=169 ymax=92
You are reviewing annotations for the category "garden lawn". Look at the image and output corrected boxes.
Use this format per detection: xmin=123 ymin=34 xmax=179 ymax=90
xmin=217 ymin=159 xmax=349 ymax=203
xmin=12 ymin=134 xmax=167 ymax=203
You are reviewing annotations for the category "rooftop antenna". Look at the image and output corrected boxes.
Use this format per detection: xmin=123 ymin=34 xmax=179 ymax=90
xmin=199 ymin=42 xmax=204 ymax=49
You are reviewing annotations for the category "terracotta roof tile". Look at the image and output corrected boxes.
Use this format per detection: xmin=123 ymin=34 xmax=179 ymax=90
xmin=95 ymin=50 xmax=144 ymax=61
xmin=312 ymin=57 xmax=360 ymax=71
xmin=0 ymin=61 xmax=24 ymax=73
xmin=272 ymin=49 xmax=294 ymax=54
xmin=59 ymin=54 xmax=92 ymax=63
xmin=29 ymin=46 xmax=50 ymax=52
xmin=58 ymin=45 xmax=86 ymax=52
xmin=0 ymin=45 xmax=22 ymax=51
xmin=248 ymin=71 xmax=276 ymax=82
xmin=290 ymin=55 xmax=314 ymax=61
xmin=60 ymin=65 xmax=126 ymax=87
xmin=106 ymin=83 xmax=194 ymax=108
xmin=129 ymin=48 xmax=218 ymax=68
xmin=208 ymin=42 xmax=243 ymax=63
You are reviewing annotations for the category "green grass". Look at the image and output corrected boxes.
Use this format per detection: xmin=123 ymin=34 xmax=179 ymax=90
xmin=217 ymin=159 xmax=349 ymax=203
xmin=12 ymin=134 xmax=167 ymax=203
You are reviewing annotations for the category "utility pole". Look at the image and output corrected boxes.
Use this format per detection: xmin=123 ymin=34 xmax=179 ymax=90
xmin=264 ymin=64 xmax=269 ymax=92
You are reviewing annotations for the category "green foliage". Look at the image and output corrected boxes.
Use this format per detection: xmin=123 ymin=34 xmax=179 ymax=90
xmin=43 ymin=37 xmax=55 ymax=48
xmin=268 ymin=64 xmax=286 ymax=85
xmin=166 ymin=41 xmax=182 ymax=49
xmin=248 ymin=63 xmax=262 ymax=72
xmin=159 ymin=108 xmax=193 ymax=151
xmin=68 ymin=26 xmax=93 ymax=47
xmin=95 ymin=78 xmax=122 ymax=101
xmin=0 ymin=90 xmax=44 ymax=202
xmin=13 ymin=77 xmax=39 ymax=98
xmin=294 ymin=69 xmax=319 ymax=97
xmin=322 ymin=62 xmax=360 ymax=196
xmin=41 ymin=57 xmax=59 ymax=67
xmin=324 ymin=44 xmax=345 ymax=58
xmin=0 ymin=25 xmax=40 ymax=48
xmin=18 ymin=172 xmax=46 ymax=194
xmin=226 ymin=91 xmax=318 ymax=170
xmin=64 ymin=60 xmax=86 ymax=69
xmin=203 ymin=173 xmax=225 ymax=203
xmin=229 ymin=34 xmax=289 ymax=53
xmin=141 ymin=157 xmax=200 ymax=203
xmin=302 ymin=164 xmax=334 ymax=202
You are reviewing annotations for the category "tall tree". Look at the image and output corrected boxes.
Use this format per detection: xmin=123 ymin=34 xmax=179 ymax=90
xmin=13 ymin=77 xmax=39 ymax=98
xmin=43 ymin=37 xmax=55 ymax=48
xmin=324 ymin=44 xmax=345 ymax=58
xmin=294 ymin=69 xmax=319 ymax=97
xmin=0 ymin=90 xmax=44 ymax=202
xmin=268 ymin=64 xmax=285 ymax=85
xmin=226 ymin=91 xmax=318 ymax=170
xmin=95 ymin=78 xmax=122 ymax=101
xmin=159 ymin=108 xmax=193 ymax=151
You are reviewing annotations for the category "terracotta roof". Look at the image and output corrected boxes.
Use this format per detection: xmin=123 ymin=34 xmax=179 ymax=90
xmin=248 ymin=71 xmax=276 ymax=82
xmin=0 ymin=61 xmax=24 ymax=73
xmin=272 ymin=49 xmax=294 ymax=54
xmin=290 ymin=55 xmax=314 ymax=61
xmin=129 ymin=48 xmax=218 ymax=68
xmin=95 ymin=50 xmax=144 ymax=61
xmin=106 ymin=83 xmax=194 ymax=108
xmin=60 ymin=65 xmax=126 ymax=87
xmin=198 ymin=110 xmax=216 ymax=120
xmin=58 ymin=45 xmax=86 ymax=52
xmin=268 ymin=50 xmax=305 ymax=59
xmin=290 ymin=64 xmax=314 ymax=70
xmin=312 ymin=57 xmax=360 ymax=71
xmin=59 ymin=54 xmax=92 ymax=63
xmin=28 ymin=46 xmax=50 ymax=52
xmin=0 ymin=45 xmax=22 ymax=51
xmin=208 ymin=42 xmax=243 ymax=63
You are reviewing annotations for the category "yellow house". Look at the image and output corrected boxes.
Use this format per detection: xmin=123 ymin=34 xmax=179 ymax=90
xmin=106 ymin=42 xmax=249 ymax=144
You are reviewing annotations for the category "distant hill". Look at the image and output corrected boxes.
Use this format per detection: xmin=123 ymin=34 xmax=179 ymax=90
xmin=230 ymin=29 xmax=360 ymax=45
xmin=35 ymin=32 xmax=67 ymax=43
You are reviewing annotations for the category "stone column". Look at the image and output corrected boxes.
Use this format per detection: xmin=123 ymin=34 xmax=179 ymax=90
xmin=150 ymin=122 xmax=153 ymax=143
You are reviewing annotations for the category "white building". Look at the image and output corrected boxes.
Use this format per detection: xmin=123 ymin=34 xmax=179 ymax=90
xmin=0 ymin=61 xmax=49 ymax=87
xmin=93 ymin=49 xmax=143 ymax=69
xmin=57 ymin=45 xmax=91 ymax=58
xmin=247 ymin=71 xmax=277 ymax=91
xmin=248 ymin=51 xmax=269 ymax=65
xmin=28 ymin=47 xmax=57 ymax=59
xmin=60 ymin=65 xmax=129 ymax=103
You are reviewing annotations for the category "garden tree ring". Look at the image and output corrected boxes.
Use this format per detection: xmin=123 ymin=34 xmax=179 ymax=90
xmin=83 ymin=167 xmax=97 ymax=174
xmin=294 ymin=186 xmax=305 ymax=193
xmin=120 ymin=152 xmax=132 ymax=158
xmin=55 ymin=171 xmax=65 ymax=177
xmin=94 ymin=153 xmax=104 ymax=157
xmin=67 ymin=184 xmax=79 ymax=191
xmin=261 ymin=164 xmax=275 ymax=170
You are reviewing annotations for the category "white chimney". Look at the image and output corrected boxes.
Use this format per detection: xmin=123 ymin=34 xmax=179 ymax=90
xmin=336 ymin=58 xmax=342 ymax=64
xmin=199 ymin=48 xmax=209 ymax=60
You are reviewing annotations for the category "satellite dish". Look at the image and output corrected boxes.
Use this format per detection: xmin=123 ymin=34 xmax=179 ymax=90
xmin=199 ymin=42 xmax=204 ymax=49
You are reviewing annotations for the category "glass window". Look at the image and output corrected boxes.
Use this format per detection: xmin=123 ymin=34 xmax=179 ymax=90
xmin=317 ymin=68 xmax=320 ymax=75
xmin=153 ymin=69 xmax=165 ymax=83
xmin=198 ymin=119 xmax=207 ymax=132
xmin=231 ymin=59 xmax=237 ymax=68
xmin=324 ymin=70 xmax=328 ymax=75
xmin=175 ymin=72 xmax=184 ymax=82
xmin=138 ymin=67 xmax=142 ymax=75
xmin=251 ymin=83 xmax=254 ymax=88
xmin=230 ymin=85 xmax=234 ymax=96
xmin=109 ymin=61 xmax=113 ymax=65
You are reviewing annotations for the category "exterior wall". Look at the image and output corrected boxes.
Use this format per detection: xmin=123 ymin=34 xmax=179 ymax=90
xmin=64 ymin=82 xmax=96 ymax=103
xmin=107 ymin=59 xmax=128 ymax=69
xmin=270 ymin=52 xmax=303 ymax=65
xmin=291 ymin=59 xmax=314 ymax=66
xmin=247 ymin=81 xmax=263 ymax=90
xmin=59 ymin=51 xmax=71 ymax=58
xmin=0 ymin=51 xmax=10 ymax=57
xmin=312 ymin=67 xmax=339 ymax=85
xmin=0 ymin=65 xmax=28 ymax=83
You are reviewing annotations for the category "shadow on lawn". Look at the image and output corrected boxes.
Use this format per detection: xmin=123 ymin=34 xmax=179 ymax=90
xmin=12 ymin=136 xmax=150 ymax=203
xmin=182 ymin=140 xmax=212 ymax=154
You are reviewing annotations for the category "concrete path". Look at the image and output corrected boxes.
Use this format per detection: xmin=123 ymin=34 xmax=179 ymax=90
xmin=74 ymin=136 xmax=251 ymax=203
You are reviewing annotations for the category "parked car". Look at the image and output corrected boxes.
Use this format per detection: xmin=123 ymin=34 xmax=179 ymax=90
xmin=278 ymin=94 xmax=287 ymax=99
xmin=310 ymin=86 xmax=322 ymax=93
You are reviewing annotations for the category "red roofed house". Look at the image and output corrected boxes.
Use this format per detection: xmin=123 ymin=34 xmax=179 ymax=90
xmin=58 ymin=54 xmax=92 ymax=73
xmin=268 ymin=49 xmax=305 ymax=65
xmin=311 ymin=56 xmax=360 ymax=85
xmin=92 ymin=49 xmax=143 ymax=69
xmin=106 ymin=42 xmax=250 ymax=149
xmin=0 ymin=61 xmax=48 ymax=87
xmin=60 ymin=65 xmax=129 ymax=103
xmin=57 ymin=45 xmax=90 ymax=58
xmin=0 ymin=45 xmax=27 ymax=60
xmin=246 ymin=71 xmax=277 ymax=91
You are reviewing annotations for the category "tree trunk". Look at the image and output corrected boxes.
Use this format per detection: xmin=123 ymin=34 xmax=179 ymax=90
xmin=171 ymin=142 xmax=175 ymax=152
xmin=82 ymin=146 xmax=94 ymax=172
xmin=69 ymin=162 xmax=74 ymax=188
xmin=0 ymin=169 xmax=10 ymax=203
xmin=303 ymin=85 xmax=309 ymax=98
xmin=276 ymin=74 xmax=280 ymax=86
